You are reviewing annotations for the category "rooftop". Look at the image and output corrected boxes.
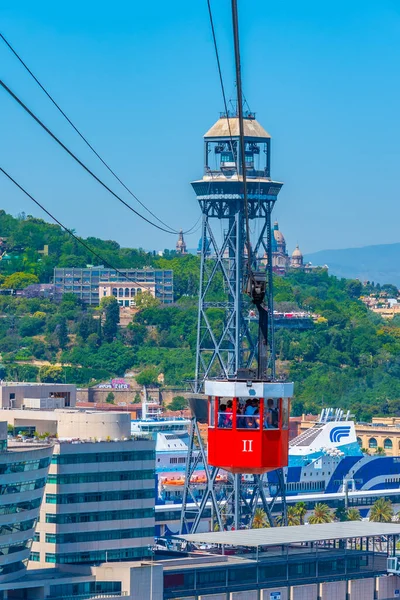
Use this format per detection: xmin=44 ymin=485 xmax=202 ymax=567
xmin=204 ymin=117 xmax=271 ymax=139
xmin=177 ymin=521 xmax=400 ymax=548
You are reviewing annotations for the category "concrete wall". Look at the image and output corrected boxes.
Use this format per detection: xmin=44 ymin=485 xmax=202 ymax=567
xmin=349 ymin=578 xmax=374 ymax=600
xmin=291 ymin=584 xmax=318 ymax=600
xmin=320 ymin=581 xmax=346 ymax=600
xmin=376 ymin=574 xmax=400 ymax=599
xmin=262 ymin=587 xmax=288 ymax=600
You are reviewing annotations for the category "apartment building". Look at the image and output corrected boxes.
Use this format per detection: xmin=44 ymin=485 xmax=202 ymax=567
xmin=54 ymin=266 xmax=174 ymax=305
xmin=0 ymin=422 xmax=52 ymax=585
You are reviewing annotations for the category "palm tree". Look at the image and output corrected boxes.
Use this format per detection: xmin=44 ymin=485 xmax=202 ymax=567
xmin=308 ymin=503 xmax=333 ymax=524
xmin=252 ymin=508 xmax=269 ymax=529
xmin=276 ymin=506 xmax=300 ymax=527
xmin=295 ymin=502 xmax=307 ymax=525
xmin=375 ymin=447 xmax=386 ymax=456
xmin=369 ymin=498 xmax=393 ymax=523
xmin=347 ymin=508 xmax=362 ymax=521
xmin=334 ymin=502 xmax=348 ymax=522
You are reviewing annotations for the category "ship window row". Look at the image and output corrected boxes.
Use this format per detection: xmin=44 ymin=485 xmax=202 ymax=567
xmin=47 ymin=469 xmax=154 ymax=485
xmin=45 ymin=546 xmax=150 ymax=564
xmin=0 ymin=496 xmax=41 ymax=515
xmin=51 ymin=450 xmax=155 ymax=465
xmin=45 ymin=507 xmax=154 ymax=524
xmin=0 ymin=477 xmax=45 ymax=495
xmin=0 ymin=456 xmax=50 ymax=475
xmin=49 ymin=582 xmax=122 ymax=597
xmin=46 ymin=526 xmax=154 ymax=545
xmin=169 ymin=457 xmax=186 ymax=464
xmin=45 ymin=488 xmax=154 ymax=504
xmin=0 ymin=518 xmax=36 ymax=537
xmin=0 ymin=539 xmax=32 ymax=556
xmin=285 ymin=481 xmax=325 ymax=492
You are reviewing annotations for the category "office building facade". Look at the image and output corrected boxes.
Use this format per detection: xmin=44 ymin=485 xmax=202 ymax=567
xmin=54 ymin=266 xmax=174 ymax=305
xmin=0 ymin=421 xmax=52 ymax=585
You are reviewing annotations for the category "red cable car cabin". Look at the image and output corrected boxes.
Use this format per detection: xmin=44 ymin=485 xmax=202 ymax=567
xmin=205 ymin=380 xmax=293 ymax=474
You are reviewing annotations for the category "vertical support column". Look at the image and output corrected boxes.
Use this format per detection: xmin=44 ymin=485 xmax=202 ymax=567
xmin=195 ymin=213 xmax=207 ymax=391
xmin=265 ymin=203 xmax=276 ymax=378
xmin=233 ymin=472 xmax=241 ymax=530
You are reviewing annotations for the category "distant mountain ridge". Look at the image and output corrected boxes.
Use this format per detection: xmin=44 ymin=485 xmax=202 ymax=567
xmin=304 ymin=243 xmax=400 ymax=287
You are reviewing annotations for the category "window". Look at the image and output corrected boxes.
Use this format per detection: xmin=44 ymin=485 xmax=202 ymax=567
xmin=46 ymin=546 xmax=150 ymax=564
xmin=30 ymin=551 xmax=40 ymax=562
xmin=51 ymin=450 xmax=154 ymax=465
xmin=369 ymin=438 xmax=377 ymax=449
xmin=0 ymin=478 xmax=45 ymax=496
xmin=46 ymin=527 xmax=154 ymax=545
xmin=0 ymin=497 xmax=41 ymax=516
xmin=384 ymin=438 xmax=393 ymax=450
xmin=0 ymin=518 xmax=36 ymax=536
xmin=46 ymin=487 xmax=154 ymax=505
xmin=33 ymin=532 xmax=40 ymax=542
xmin=0 ymin=456 xmax=50 ymax=475
xmin=357 ymin=437 xmax=362 ymax=446
xmin=45 ymin=508 xmax=154 ymax=525
xmin=46 ymin=469 xmax=154 ymax=485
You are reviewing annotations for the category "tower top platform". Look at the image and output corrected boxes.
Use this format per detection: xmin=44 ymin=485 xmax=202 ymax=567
xmin=204 ymin=116 xmax=271 ymax=140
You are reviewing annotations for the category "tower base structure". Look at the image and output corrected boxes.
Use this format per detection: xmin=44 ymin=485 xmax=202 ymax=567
xmin=180 ymin=380 xmax=292 ymax=533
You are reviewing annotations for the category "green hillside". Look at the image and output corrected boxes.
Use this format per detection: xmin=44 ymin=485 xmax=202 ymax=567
xmin=0 ymin=210 xmax=399 ymax=421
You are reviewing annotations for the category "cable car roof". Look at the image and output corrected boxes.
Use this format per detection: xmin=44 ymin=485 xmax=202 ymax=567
xmin=177 ymin=521 xmax=400 ymax=548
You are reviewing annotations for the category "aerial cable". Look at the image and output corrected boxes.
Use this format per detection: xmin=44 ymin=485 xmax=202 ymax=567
xmin=231 ymin=0 xmax=253 ymax=275
xmin=0 ymin=79 xmax=187 ymax=235
xmin=0 ymin=167 xmax=149 ymax=287
xmin=206 ymin=0 xmax=238 ymax=171
xmin=0 ymin=32 xmax=194 ymax=235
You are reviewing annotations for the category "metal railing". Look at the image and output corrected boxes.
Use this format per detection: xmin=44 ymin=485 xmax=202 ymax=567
xmin=48 ymin=592 xmax=128 ymax=600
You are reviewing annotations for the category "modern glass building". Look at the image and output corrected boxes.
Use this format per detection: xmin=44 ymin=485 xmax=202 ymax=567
xmin=30 ymin=416 xmax=156 ymax=566
xmin=53 ymin=266 xmax=174 ymax=305
xmin=0 ymin=421 xmax=52 ymax=584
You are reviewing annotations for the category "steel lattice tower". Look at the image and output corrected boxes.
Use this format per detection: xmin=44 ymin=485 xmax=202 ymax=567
xmin=180 ymin=110 xmax=288 ymax=534
xmin=192 ymin=111 xmax=282 ymax=390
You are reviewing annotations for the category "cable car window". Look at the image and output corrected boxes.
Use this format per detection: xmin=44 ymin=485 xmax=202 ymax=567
xmin=209 ymin=398 xmax=215 ymax=428
xmin=264 ymin=398 xmax=279 ymax=429
xmin=237 ymin=398 xmax=260 ymax=430
xmin=281 ymin=398 xmax=289 ymax=430
xmin=217 ymin=398 xmax=232 ymax=429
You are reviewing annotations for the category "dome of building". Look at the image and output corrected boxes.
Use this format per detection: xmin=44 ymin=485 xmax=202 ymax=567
xmin=272 ymin=221 xmax=286 ymax=245
xmin=292 ymin=245 xmax=303 ymax=258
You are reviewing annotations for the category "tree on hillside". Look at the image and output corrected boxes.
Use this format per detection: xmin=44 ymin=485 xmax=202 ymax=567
xmin=56 ymin=318 xmax=69 ymax=349
xmin=39 ymin=365 xmax=64 ymax=383
xmin=101 ymin=297 xmax=120 ymax=342
xmin=106 ymin=392 xmax=115 ymax=404
xmin=168 ymin=396 xmax=187 ymax=411
xmin=136 ymin=367 xmax=159 ymax=388
xmin=2 ymin=272 xmax=39 ymax=289
xmin=134 ymin=292 xmax=160 ymax=311
xmin=345 ymin=280 xmax=363 ymax=298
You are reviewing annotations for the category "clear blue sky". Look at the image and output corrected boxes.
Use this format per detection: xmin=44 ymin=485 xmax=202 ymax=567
xmin=1 ymin=0 xmax=400 ymax=254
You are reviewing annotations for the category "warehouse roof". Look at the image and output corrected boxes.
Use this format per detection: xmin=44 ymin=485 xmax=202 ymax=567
xmin=177 ymin=521 xmax=400 ymax=548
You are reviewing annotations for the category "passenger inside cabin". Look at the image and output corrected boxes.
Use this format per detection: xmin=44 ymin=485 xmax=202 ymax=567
xmin=218 ymin=404 xmax=227 ymax=428
xmin=225 ymin=400 xmax=233 ymax=429
xmin=264 ymin=398 xmax=279 ymax=429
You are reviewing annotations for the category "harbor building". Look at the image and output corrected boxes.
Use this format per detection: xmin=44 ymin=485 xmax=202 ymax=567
xmin=54 ymin=266 xmax=174 ymax=305
xmin=1 ymin=522 xmax=400 ymax=598
xmin=0 ymin=383 xmax=76 ymax=410
xmin=3 ymin=409 xmax=156 ymax=568
xmin=0 ymin=421 xmax=52 ymax=585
